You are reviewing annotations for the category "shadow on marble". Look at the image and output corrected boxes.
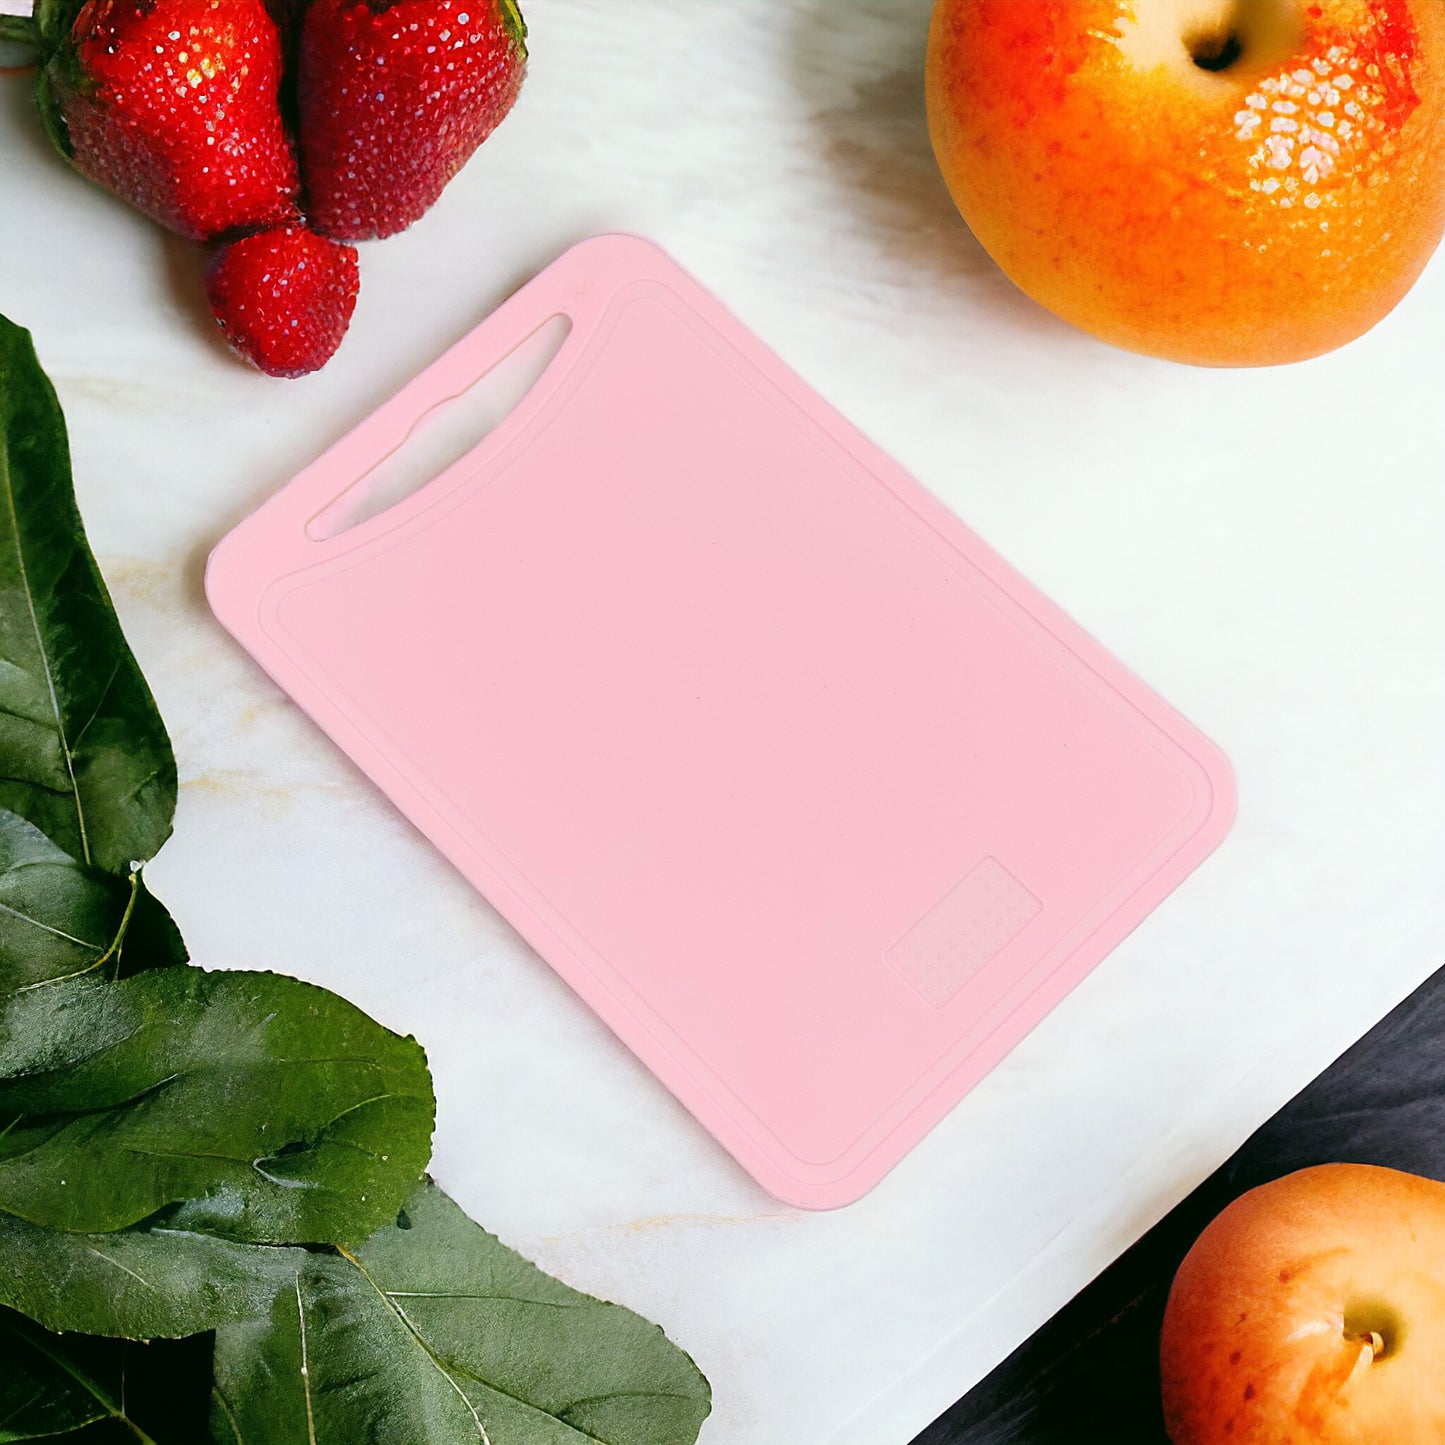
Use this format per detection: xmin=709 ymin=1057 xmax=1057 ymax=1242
xmin=0 ymin=65 xmax=56 ymax=173
xmin=788 ymin=0 xmax=1077 ymax=346
xmin=159 ymin=227 xmax=227 ymax=354
xmin=4 ymin=62 xmax=230 ymax=362
xmin=180 ymin=542 xmax=214 ymax=619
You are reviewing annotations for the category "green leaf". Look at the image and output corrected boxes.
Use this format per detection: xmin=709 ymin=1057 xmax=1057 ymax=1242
xmin=0 ymin=811 xmax=184 ymax=996
xmin=0 ymin=1311 xmax=214 ymax=1444
xmin=0 ymin=1208 xmax=306 ymax=1340
xmin=211 ymin=1179 xmax=712 ymax=1445
xmin=0 ymin=316 xmax=176 ymax=877
xmin=0 ymin=967 xmax=434 ymax=1245
xmin=0 ymin=1310 xmax=111 ymax=1441
xmin=0 ymin=809 xmax=129 ymax=991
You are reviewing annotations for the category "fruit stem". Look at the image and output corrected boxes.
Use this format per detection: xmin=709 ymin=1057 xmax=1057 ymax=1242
xmin=1346 ymin=1329 xmax=1387 ymax=1361
xmin=498 ymin=0 xmax=527 ymax=59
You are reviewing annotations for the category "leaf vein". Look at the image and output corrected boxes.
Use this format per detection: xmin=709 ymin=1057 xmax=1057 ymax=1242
xmin=68 ymin=658 xmax=121 ymax=751
xmin=337 ymin=1247 xmax=492 ymax=1445
xmin=297 ymin=1273 xmax=318 ymax=1445
xmin=383 ymin=1291 xmax=597 ymax=1310
xmin=85 ymin=1243 xmax=159 ymax=1293
xmin=0 ymin=771 xmax=75 ymax=797
xmin=0 ymin=458 xmax=89 ymax=864
xmin=0 ymin=896 xmax=105 ymax=950
xmin=210 ymin=1385 xmax=246 ymax=1445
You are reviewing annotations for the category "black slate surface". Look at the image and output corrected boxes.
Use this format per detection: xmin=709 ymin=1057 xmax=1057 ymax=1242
xmin=912 ymin=965 xmax=1445 ymax=1444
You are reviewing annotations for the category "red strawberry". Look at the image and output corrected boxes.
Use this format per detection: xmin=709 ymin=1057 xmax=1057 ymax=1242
xmin=206 ymin=223 xmax=359 ymax=377
xmin=39 ymin=0 xmax=299 ymax=240
xmin=296 ymin=0 xmax=526 ymax=240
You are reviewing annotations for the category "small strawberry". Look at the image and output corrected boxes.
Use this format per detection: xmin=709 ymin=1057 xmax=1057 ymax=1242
xmin=35 ymin=0 xmax=299 ymax=240
xmin=296 ymin=0 xmax=526 ymax=240
xmin=206 ymin=223 xmax=359 ymax=377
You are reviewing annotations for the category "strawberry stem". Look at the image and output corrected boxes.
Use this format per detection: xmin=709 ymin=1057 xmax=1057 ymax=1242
xmin=498 ymin=0 xmax=527 ymax=59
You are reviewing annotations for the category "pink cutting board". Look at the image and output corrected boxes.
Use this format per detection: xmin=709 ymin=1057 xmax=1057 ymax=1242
xmin=207 ymin=234 xmax=1235 ymax=1209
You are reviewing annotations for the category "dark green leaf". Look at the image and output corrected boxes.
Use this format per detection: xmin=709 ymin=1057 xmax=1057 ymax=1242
xmin=0 ymin=315 xmax=176 ymax=877
xmin=0 ymin=967 xmax=434 ymax=1245
xmin=72 ymin=1331 xmax=216 ymax=1445
xmin=0 ymin=810 xmax=128 ymax=992
xmin=0 ymin=1312 xmax=152 ymax=1445
xmin=0 ymin=1310 xmax=117 ymax=1441
xmin=0 ymin=1208 xmax=307 ymax=1339
xmin=0 ymin=1310 xmax=213 ymax=1444
xmin=0 ymin=811 xmax=184 ymax=997
xmin=211 ymin=1179 xmax=712 ymax=1445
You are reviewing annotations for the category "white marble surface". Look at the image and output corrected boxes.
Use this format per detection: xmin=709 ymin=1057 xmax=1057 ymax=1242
xmin=4 ymin=2 xmax=1445 ymax=1440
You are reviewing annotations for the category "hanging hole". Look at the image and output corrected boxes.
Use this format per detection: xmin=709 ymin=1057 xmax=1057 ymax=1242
xmin=307 ymin=313 xmax=572 ymax=542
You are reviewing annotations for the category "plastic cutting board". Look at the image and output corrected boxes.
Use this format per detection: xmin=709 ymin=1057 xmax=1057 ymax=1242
xmin=207 ymin=234 xmax=1236 ymax=1209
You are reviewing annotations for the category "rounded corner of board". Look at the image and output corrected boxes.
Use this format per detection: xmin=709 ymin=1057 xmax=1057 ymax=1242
xmin=556 ymin=231 xmax=677 ymax=281
xmin=1188 ymin=736 xmax=1239 ymax=856
xmin=204 ymin=532 xmax=256 ymax=637
xmin=747 ymin=1156 xmax=887 ymax=1212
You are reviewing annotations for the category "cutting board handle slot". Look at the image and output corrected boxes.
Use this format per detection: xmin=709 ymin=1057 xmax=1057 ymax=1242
xmin=305 ymin=313 xmax=574 ymax=542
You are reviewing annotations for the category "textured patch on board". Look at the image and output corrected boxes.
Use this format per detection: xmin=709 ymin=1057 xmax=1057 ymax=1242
xmin=887 ymin=858 xmax=1042 ymax=1008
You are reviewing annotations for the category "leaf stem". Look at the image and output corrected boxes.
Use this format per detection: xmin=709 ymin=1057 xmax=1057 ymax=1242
xmin=119 ymin=1410 xmax=162 ymax=1445
xmin=13 ymin=870 xmax=140 ymax=992
xmin=100 ymin=870 xmax=141 ymax=978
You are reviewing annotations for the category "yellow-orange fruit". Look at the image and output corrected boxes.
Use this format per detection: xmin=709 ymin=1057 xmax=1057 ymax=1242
xmin=1161 ymin=1164 xmax=1445 ymax=1444
xmin=925 ymin=0 xmax=1445 ymax=365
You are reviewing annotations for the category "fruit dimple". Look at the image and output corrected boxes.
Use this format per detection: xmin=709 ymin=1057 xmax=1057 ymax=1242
xmin=1190 ymin=28 xmax=1245 ymax=72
